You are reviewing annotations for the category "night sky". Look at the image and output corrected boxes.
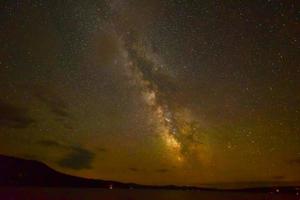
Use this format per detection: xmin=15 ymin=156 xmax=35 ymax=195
xmin=0 ymin=0 xmax=299 ymax=187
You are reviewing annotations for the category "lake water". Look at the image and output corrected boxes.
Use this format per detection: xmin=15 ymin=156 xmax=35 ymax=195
xmin=0 ymin=188 xmax=299 ymax=200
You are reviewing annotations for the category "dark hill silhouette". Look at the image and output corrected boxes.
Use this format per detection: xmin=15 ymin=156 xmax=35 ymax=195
xmin=0 ymin=154 xmax=299 ymax=193
xmin=0 ymin=154 xmax=128 ymax=188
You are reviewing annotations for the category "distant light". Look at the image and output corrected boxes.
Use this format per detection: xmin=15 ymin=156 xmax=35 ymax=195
xmin=276 ymin=189 xmax=280 ymax=193
xmin=109 ymin=184 xmax=113 ymax=190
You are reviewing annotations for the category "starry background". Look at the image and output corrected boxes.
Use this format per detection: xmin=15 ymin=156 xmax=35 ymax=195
xmin=0 ymin=0 xmax=299 ymax=188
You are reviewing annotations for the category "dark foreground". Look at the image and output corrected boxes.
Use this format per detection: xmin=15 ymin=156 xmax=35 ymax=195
xmin=0 ymin=188 xmax=299 ymax=200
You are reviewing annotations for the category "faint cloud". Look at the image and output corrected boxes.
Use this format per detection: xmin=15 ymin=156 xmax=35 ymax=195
xmin=289 ymin=158 xmax=300 ymax=165
xmin=33 ymin=88 xmax=71 ymax=120
xmin=155 ymin=168 xmax=170 ymax=173
xmin=98 ymin=147 xmax=107 ymax=152
xmin=129 ymin=167 xmax=139 ymax=172
xmin=37 ymin=139 xmax=97 ymax=170
xmin=272 ymin=176 xmax=285 ymax=180
xmin=57 ymin=147 xmax=95 ymax=170
xmin=37 ymin=140 xmax=64 ymax=148
xmin=0 ymin=99 xmax=35 ymax=129
xmin=63 ymin=123 xmax=74 ymax=131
